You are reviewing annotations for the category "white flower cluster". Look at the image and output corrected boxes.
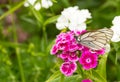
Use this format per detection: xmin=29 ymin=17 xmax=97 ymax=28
xmin=56 ymin=6 xmax=91 ymax=31
xmin=105 ymin=16 xmax=120 ymax=52
xmin=111 ymin=16 xmax=120 ymax=42
xmin=24 ymin=0 xmax=53 ymax=10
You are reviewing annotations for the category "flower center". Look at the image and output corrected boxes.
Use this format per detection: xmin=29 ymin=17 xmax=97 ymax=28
xmin=86 ymin=58 xmax=91 ymax=63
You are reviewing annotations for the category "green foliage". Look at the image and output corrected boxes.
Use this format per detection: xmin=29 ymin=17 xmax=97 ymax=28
xmin=0 ymin=0 xmax=120 ymax=82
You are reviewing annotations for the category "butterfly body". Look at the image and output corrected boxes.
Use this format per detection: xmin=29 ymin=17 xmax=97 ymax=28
xmin=75 ymin=28 xmax=113 ymax=50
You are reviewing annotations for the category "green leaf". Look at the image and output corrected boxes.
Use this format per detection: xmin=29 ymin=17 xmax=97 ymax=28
xmin=29 ymin=4 xmax=44 ymax=24
xmin=0 ymin=1 xmax=25 ymax=20
xmin=46 ymin=71 xmax=61 ymax=82
xmin=99 ymin=0 xmax=118 ymax=10
xmin=89 ymin=70 xmax=107 ymax=82
xmin=96 ymin=54 xmax=108 ymax=78
xmin=112 ymin=42 xmax=120 ymax=51
xmin=48 ymin=75 xmax=82 ymax=82
xmin=20 ymin=15 xmax=37 ymax=25
xmin=46 ymin=39 xmax=55 ymax=54
xmin=115 ymin=50 xmax=120 ymax=65
xmin=44 ymin=15 xmax=60 ymax=26
xmin=89 ymin=54 xmax=108 ymax=82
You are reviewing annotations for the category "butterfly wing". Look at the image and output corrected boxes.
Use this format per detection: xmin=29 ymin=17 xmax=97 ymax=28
xmin=98 ymin=28 xmax=113 ymax=42
xmin=76 ymin=28 xmax=113 ymax=50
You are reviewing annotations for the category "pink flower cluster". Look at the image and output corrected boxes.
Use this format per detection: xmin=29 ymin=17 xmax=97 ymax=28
xmin=82 ymin=79 xmax=93 ymax=82
xmin=51 ymin=31 xmax=105 ymax=76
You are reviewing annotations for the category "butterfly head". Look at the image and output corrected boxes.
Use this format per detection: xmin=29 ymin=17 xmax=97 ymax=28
xmin=74 ymin=35 xmax=81 ymax=42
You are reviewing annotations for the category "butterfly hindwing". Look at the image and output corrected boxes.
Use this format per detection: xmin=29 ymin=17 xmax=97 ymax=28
xmin=98 ymin=28 xmax=113 ymax=42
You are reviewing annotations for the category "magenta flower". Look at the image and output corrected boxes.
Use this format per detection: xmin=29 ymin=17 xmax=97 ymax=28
xmin=51 ymin=30 xmax=106 ymax=76
xmin=93 ymin=48 xmax=105 ymax=55
xmin=56 ymin=32 xmax=77 ymax=52
xmin=59 ymin=52 xmax=69 ymax=59
xmin=57 ymin=41 xmax=69 ymax=51
xmin=82 ymin=79 xmax=93 ymax=82
xmin=81 ymin=46 xmax=105 ymax=55
xmin=59 ymin=52 xmax=78 ymax=62
xmin=68 ymin=52 xmax=79 ymax=62
xmin=69 ymin=43 xmax=78 ymax=52
xmin=51 ymin=31 xmax=84 ymax=55
xmin=74 ymin=30 xmax=87 ymax=36
xmin=60 ymin=62 xmax=77 ymax=76
xmin=50 ymin=44 xmax=58 ymax=55
xmin=79 ymin=52 xmax=98 ymax=70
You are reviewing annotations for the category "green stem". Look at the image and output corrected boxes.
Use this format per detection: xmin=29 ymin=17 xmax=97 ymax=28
xmin=77 ymin=63 xmax=84 ymax=77
xmin=16 ymin=47 xmax=25 ymax=82
xmin=60 ymin=74 xmax=64 ymax=82
xmin=11 ymin=13 xmax=25 ymax=82
xmin=43 ymin=26 xmax=47 ymax=52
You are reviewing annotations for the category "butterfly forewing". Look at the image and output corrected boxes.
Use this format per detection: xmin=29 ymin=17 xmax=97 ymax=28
xmin=76 ymin=28 xmax=113 ymax=50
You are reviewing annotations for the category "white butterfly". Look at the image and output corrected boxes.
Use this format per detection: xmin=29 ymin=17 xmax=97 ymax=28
xmin=75 ymin=28 xmax=113 ymax=50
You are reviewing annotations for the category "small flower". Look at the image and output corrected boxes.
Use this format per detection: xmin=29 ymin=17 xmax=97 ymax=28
xmin=24 ymin=0 xmax=36 ymax=7
xmin=50 ymin=44 xmax=58 ymax=55
xmin=56 ymin=15 xmax=69 ymax=30
xmin=59 ymin=52 xmax=69 ymax=60
xmin=59 ymin=52 xmax=78 ymax=62
xmin=34 ymin=2 xmax=41 ymax=10
xmin=56 ymin=6 xmax=91 ymax=31
xmin=79 ymin=51 xmax=98 ymax=70
xmin=81 ymin=46 xmax=105 ymax=55
xmin=90 ymin=48 xmax=105 ymax=55
xmin=112 ymin=16 xmax=120 ymax=26
xmin=82 ymin=79 xmax=93 ymax=82
xmin=57 ymin=41 xmax=69 ymax=51
xmin=111 ymin=16 xmax=120 ymax=42
xmin=55 ymin=31 xmax=79 ymax=52
xmin=24 ymin=0 xmax=53 ymax=10
xmin=60 ymin=62 xmax=77 ymax=76
xmin=68 ymin=52 xmax=79 ymax=62
xmin=41 ymin=0 xmax=53 ymax=9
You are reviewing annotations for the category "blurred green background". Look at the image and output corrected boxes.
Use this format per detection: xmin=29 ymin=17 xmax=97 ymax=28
xmin=0 ymin=0 xmax=120 ymax=82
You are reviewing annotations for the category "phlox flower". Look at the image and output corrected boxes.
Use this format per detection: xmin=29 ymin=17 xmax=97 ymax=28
xmin=59 ymin=52 xmax=79 ymax=62
xmin=81 ymin=46 xmax=105 ymax=55
xmin=51 ymin=30 xmax=106 ymax=76
xmin=24 ymin=0 xmax=53 ymax=10
xmin=82 ymin=79 xmax=93 ymax=82
xmin=68 ymin=52 xmax=79 ymax=62
xmin=55 ymin=31 xmax=82 ymax=52
xmin=50 ymin=44 xmax=58 ymax=55
xmin=89 ymin=48 xmax=105 ymax=55
xmin=110 ymin=16 xmax=120 ymax=42
xmin=56 ymin=6 xmax=91 ymax=31
xmin=51 ymin=31 xmax=84 ymax=55
xmin=79 ymin=51 xmax=98 ymax=70
xmin=60 ymin=62 xmax=77 ymax=76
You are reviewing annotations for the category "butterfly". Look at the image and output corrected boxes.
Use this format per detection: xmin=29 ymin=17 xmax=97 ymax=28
xmin=75 ymin=28 xmax=113 ymax=50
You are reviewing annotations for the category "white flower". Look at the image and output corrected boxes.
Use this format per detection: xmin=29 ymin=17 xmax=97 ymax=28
xmin=34 ymin=2 xmax=41 ymax=10
xmin=69 ymin=23 xmax=86 ymax=31
xmin=41 ymin=0 xmax=53 ymax=9
xmin=105 ymin=44 xmax=110 ymax=53
xmin=24 ymin=0 xmax=53 ymax=10
xmin=112 ymin=16 xmax=120 ymax=26
xmin=56 ymin=15 xmax=69 ymax=30
xmin=56 ymin=6 xmax=91 ymax=31
xmin=24 ymin=0 xmax=36 ymax=7
xmin=110 ymin=16 xmax=120 ymax=42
